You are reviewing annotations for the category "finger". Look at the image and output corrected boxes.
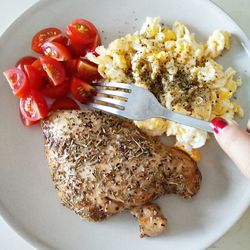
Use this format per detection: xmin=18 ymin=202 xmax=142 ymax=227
xmin=211 ymin=117 xmax=250 ymax=179
xmin=247 ymin=119 xmax=250 ymax=132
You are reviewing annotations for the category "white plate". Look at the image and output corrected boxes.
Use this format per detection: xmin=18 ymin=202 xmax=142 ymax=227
xmin=0 ymin=0 xmax=250 ymax=249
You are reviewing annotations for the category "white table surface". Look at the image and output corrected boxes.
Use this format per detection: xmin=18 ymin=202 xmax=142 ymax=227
xmin=0 ymin=0 xmax=250 ymax=249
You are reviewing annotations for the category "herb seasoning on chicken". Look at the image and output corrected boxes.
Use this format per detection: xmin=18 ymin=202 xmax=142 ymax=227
xmin=42 ymin=110 xmax=201 ymax=237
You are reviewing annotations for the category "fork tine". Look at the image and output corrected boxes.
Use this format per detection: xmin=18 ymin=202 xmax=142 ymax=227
xmin=97 ymin=82 xmax=132 ymax=90
xmin=92 ymin=96 xmax=126 ymax=107
xmin=88 ymin=103 xmax=122 ymax=115
xmin=96 ymin=89 xmax=130 ymax=99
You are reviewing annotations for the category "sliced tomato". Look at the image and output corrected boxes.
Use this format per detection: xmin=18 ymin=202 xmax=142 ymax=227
xmin=41 ymin=79 xmax=70 ymax=99
xmin=3 ymin=68 xmax=29 ymax=98
xmin=16 ymin=56 xmax=37 ymax=72
xmin=24 ymin=65 xmax=42 ymax=90
xmin=32 ymin=27 xmax=62 ymax=54
xmin=66 ymin=40 xmax=89 ymax=58
xmin=77 ymin=59 xmax=101 ymax=82
xmin=70 ymin=77 xmax=96 ymax=103
xmin=47 ymin=34 xmax=68 ymax=46
xmin=66 ymin=19 xmax=97 ymax=45
xmin=20 ymin=91 xmax=48 ymax=121
xmin=31 ymin=59 xmax=47 ymax=77
xmin=50 ymin=97 xmax=80 ymax=111
xmin=42 ymin=41 xmax=72 ymax=61
xmin=19 ymin=109 xmax=39 ymax=126
xmin=66 ymin=34 xmax=101 ymax=59
xmin=86 ymin=34 xmax=101 ymax=54
xmin=63 ymin=59 xmax=78 ymax=76
xmin=40 ymin=56 xmax=66 ymax=86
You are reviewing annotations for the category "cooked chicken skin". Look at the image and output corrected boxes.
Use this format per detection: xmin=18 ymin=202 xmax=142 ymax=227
xmin=42 ymin=110 xmax=201 ymax=237
xmin=131 ymin=204 xmax=167 ymax=238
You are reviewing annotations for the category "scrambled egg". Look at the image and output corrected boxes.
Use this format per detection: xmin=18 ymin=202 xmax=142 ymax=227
xmin=87 ymin=17 xmax=243 ymax=160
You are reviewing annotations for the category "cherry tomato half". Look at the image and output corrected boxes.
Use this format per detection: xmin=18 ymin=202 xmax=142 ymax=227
xmin=66 ymin=40 xmax=89 ymax=58
xmin=86 ymin=34 xmax=101 ymax=54
xmin=24 ymin=65 xmax=42 ymax=90
xmin=66 ymin=19 xmax=97 ymax=45
xmin=47 ymin=34 xmax=68 ymax=46
xmin=20 ymin=91 xmax=48 ymax=121
xmin=42 ymin=41 xmax=72 ymax=61
xmin=40 ymin=56 xmax=66 ymax=86
xmin=16 ymin=56 xmax=37 ymax=72
xmin=3 ymin=68 xmax=29 ymax=98
xmin=32 ymin=27 xmax=62 ymax=54
xmin=63 ymin=59 xmax=78 ymax=76
xmin=41 ymin=79 xmax=70 ymax=99
xmin=70 ymin=77 xmax=96 ymax=103
xmin=50 ymin=97 xmax=80 ymax=111
xmin=31 ymin=59 xmax=47 ymax=77
xmin=77 ymin=59 xmax=101 ymax=82
xmin=19 ymin=109 xmax=39 ymax=126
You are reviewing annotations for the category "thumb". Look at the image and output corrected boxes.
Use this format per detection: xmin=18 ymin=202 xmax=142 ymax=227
xmin=210 ymin=117 xmax=250 ymax=179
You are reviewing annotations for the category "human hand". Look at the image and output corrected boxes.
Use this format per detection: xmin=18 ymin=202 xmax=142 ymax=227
xmin=210 ymin=117 xmax=250 ymax=179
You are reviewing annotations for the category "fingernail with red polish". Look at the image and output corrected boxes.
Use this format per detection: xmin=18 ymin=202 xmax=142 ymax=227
xmin=210 ymin=117 xmax=228 ymax=134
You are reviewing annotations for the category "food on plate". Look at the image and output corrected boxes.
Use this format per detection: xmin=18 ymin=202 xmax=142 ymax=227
xmin=19 ymin=109 xmax=39 ymax=127
xmin=3 ymin=19 xmax=100 ymax=126
xmin=3 ymin=68 xmax=29 ymax=98
xmin=31 ymin=59 xmax=47 ymax=77
xmin=41 ymin=80 xmax=70 ymax=99
xmin=66 ymin=19 xmax=98 ymax=45
xmin=16 ymin=56 xmax=37 ymax=72
xmin=88 ymin=17 xmax=243 ymax=158
xmin=31 ymin=27 xmax=63 ymax=54
xmin=131 ymin=203 xmax=167 ymax=238
xmin=77 ymin=59 xmax=101 ymax=82
xmin=70 ymin=77 xmax=97 ymax=103
xmin=24 ymin=65 xmax=43 ymax=90
xmin=20 ymin=91 xmax=49 ymax=121
xmin=42 ymin=41 xmax=72 ymax=61
xmin=3 ymin=16 xmax=243 ymax=238
xmin=50 ymin=97 xmax=80 ymax=111
xmin=40 ymin=56 xmax=66 ymax=86
xmin=42 ymin=110 xmax=201 ymax=237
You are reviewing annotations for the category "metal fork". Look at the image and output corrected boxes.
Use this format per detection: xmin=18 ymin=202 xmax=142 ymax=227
xmin=86 ymin=82 xmax=213 ymax=133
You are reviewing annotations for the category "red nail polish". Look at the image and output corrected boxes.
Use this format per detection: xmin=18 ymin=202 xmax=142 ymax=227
xmin=210 ymin=117 xmax=228 ymax=134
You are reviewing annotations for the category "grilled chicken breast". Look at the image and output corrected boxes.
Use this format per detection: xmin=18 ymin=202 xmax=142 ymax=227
xmin=42 ymin=110 xmax=201 ymax=237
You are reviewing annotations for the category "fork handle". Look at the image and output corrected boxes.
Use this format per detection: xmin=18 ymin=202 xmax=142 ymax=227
xmin=157 ymin=107 xmax=214 ymax=133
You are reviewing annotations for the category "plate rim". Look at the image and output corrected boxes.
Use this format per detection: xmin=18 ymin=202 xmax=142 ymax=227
xmin=0 ymin=0 xmax=250 ymax=249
